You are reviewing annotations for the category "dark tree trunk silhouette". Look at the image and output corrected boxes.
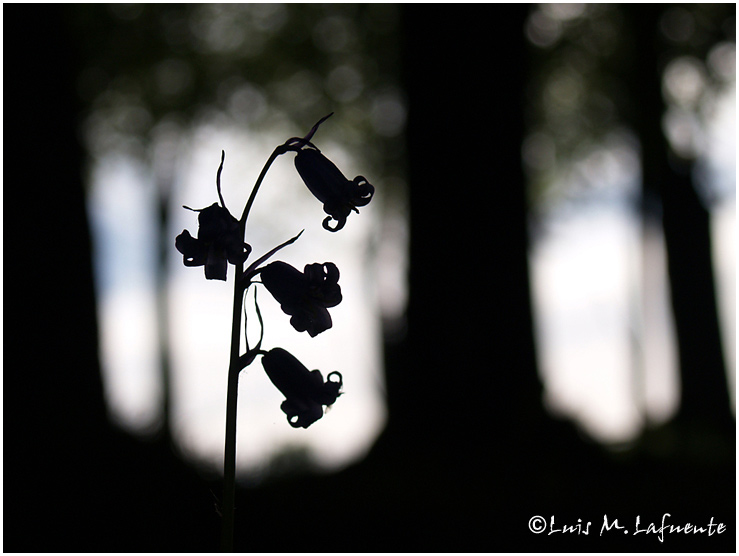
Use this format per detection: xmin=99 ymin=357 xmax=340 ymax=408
xmin=5 ymin=6 xmax=216 ymax=551
xmin=394 ymin=5 xmax=544 ymax=438
xmin=155 ymin=178 xmax=174 ymax=441
xmin=6 ymin=5 xmax=108 ymax=540
xmin=625 ymin=5 xmax=734 ymax=434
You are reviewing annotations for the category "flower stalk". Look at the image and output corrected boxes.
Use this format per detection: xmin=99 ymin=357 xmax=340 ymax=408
xmin=220 ymin=253 xmax=243 ymax=552
xmin=220 ymin=145 xmax=283 ymax=552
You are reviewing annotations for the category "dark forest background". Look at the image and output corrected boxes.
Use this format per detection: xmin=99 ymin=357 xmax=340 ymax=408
xmin=4 ymin=4 xmax=735 ymax=552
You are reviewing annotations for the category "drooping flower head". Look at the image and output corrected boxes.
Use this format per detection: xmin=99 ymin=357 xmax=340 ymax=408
xmin=261 ymin=347 xmax=343 ymax=428
xmin=175 ymin=152 xmax=251 ymax=280
xmin=295 ymin=148 xmax=375 ymax=232
xmin=285 ymin=114 xmax=375 ymax=232
xmin=260 ymin=261 xmax=342 ymax=337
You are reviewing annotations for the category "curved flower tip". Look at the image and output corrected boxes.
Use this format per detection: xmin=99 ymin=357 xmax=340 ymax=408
xmin=175 ymin=203 xmax=251 ymax=280
xmin=261 ymin=348 xmax=343 ymax=428
xmin=294 ymin=148 xmax=375 ymax=232
xmin=260 ymin=261 xmax=342 ymax=337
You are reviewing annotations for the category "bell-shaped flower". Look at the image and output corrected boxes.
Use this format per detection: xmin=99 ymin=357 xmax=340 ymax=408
xmin=259 ymin=261 xmax=342 ymax=337
xmin=294 ymin=147 xmax=374 ymax=232
xmin=175 ymin=203 xmax=251 ymax=281
xmin=261 ymin=348 xmax=343 ymax=428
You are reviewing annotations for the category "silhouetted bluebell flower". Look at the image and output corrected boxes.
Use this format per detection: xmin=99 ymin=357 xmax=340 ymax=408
xmin=261 ymin=348 xmax=343 ymax=428
xmin=259 ymin=261 xmax=342 ymax=337
xmin=294 ymin=146 xmax=375 ymax=232
xmin=175 ymin=203 xmax=251 ymax=281
xmin=178 ymin=119 xmax=374 ymax=549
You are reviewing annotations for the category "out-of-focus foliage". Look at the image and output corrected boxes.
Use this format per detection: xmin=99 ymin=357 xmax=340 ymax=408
xmin=523 ymin=3 xmax=735 ymax=208
xmin=71 ymin=4 xmax=405 ymax=199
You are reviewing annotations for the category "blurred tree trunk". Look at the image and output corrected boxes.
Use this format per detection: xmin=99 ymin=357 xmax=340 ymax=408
xmin=393 ymin=4 xmax=543 ymax=445
xmin=7 ymin=3 xmax=109 ymax=532
xmin=155 ymin=179 xmax=173 ymax=441
xmin=625 ymin=5 xmax=734 ymax=435
xmin=4 ymin=6 xmax=216 ymax=551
